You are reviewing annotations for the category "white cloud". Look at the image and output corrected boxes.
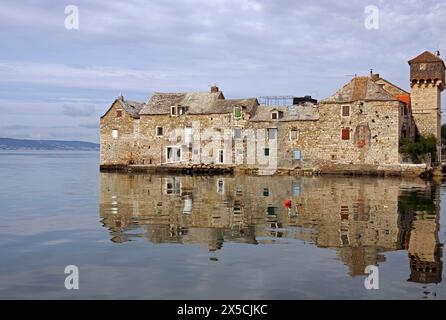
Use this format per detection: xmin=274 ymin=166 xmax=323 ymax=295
xmin=1 ymin=0 xmax=446 ymax=141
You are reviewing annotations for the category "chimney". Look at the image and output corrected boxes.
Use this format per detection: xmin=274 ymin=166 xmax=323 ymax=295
xmin=436 ymin=50 xmax=441 ymax=57
xmin=371 ymin=73 xmax=380 ymax=81
xmin=210 ymin=85 xmax=219 ymax=93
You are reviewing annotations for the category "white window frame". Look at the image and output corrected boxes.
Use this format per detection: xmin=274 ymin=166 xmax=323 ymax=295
xmin=164 ymin=177 xmax=181 ymax=195
xmin=290 ymin=128 xmax=298 ymax=141
xmin=184 ymin=126 xmax=192 ymax=144
xmin=271 ymin=111 xmax=279 ymax=120
xmin=171 ymin=106 xmax=176 ymax=116
xmin=166 ymin=146 xmax=182 ymax=163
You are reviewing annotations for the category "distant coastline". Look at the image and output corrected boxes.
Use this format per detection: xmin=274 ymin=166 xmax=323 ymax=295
xmin=0 ymin=138 xmax=99 ymax=151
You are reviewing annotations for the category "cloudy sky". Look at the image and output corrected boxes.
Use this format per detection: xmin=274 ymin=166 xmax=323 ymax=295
xmin=0 ymin=0 xmax=445 ymax=143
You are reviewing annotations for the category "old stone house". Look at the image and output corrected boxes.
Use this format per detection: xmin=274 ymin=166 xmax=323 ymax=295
xmin=100 ymin=51 xmax=445 ymax=175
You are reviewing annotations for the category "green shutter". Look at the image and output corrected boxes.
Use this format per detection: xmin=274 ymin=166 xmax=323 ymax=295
xmin=234 ymin=107 xmax=241 ymax=118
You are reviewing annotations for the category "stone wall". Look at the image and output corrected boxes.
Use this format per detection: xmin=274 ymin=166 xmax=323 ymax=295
xmin=100 ymin=98 xmax=414 ymax=174
xmin=245 ymin=100 xmax=403 ymax=171
xmin=411 ymin=83 xmax=441 ymax=138
xmin=100 ymin=101 xmax=139 ymax=166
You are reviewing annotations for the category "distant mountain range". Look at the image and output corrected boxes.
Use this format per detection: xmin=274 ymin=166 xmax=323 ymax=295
xmin=0 ymin=138 xmax=99 ymax=151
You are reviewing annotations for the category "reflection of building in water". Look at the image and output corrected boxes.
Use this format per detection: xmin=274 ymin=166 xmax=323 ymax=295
xmin=99 ymin=173 xmax=442 ymax=282
xmin=401 ymin=185 xmax=443 ymax=284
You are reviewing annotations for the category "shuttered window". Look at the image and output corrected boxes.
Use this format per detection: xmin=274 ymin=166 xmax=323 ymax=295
xmin=342 ymin=128 xmax=350 ymax=140
xmin=234 ymin=107 xmax=241 ymax=118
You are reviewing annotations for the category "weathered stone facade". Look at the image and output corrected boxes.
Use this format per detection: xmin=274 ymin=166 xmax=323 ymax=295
xmin=100 ymin=51 xmax=445 ymax=175
xmin=409 ymin=51 xmax=446 ymax=162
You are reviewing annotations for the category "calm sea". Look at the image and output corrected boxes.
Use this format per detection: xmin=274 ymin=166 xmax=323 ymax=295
xmin=0 ymin=151 xmax=445 ymax=299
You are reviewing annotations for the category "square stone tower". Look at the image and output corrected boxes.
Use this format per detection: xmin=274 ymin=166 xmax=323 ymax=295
xmin=408 ymin=51 xmax=445 ymax=162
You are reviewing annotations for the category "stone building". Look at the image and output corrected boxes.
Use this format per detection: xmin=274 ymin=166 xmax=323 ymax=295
xmin=100 ymin=51 xmax=445 ymax=175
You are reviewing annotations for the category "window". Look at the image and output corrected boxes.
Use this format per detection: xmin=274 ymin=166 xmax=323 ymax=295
xmin=112 ymin=129 xmax=119 ymax=139
xmin=233 ymin=201 xmax=241 ymax=214
xmin=184 ymin=127 xmax=192 ymax=144
xmin=294 ymin=149 xmax=301 ymax=160
xmin=271 ymin=111 xmax=278 ymax=120
xmin=156 ymin=127 xmax=164 ymax=137
xmin=237 ymin=148 xmax=243 ymax=156
xmin=293 ymin=184 xmax=301 ymax=197
xmin=218 ymin=150 xmax=224 ymax=164
xmin=165 ymin=178 xmax=181 ymax=195
xmin=342 ymin=128 xmax=350 ymax=140
xmin=267 ymin=206 xmax=276 ymax=215
xmin=116 ymin=110 xmax=122 ymax=117
xmin=290 ymin=129 xmax=298 ymax=140
xmin=263 ymin=188 xmax=270 ymax=197
xmin=342 ymin=105 xmax=350 ymax=117
xmin=171 ymin=106 xmax=176 ymax=116
xmin=217 ymin=179 xmax=224 ymax=194
xmin=264 ymin=148 xmax=270 ymax=156
xmin=166 ymin=146 xmax=181 ymax=163
xmin=234 ymin=107 xmax=241 ymax=118
xmin=234 ymin=128 xmax=242 ymax=140
xmin=267 ymin=128 xmax=277 ymax=140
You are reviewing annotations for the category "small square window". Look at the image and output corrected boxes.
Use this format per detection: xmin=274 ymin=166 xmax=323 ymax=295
xmin=271 ymin=112 xmax=278 ymax=120
xmin=234 ymin=128 xmax=242 ymax=140
xmin=293 ymin=184 xmax=301 ymax=197
xmin=342 ymin=128 xmax=350 ymax=140
xmin=264 ymin=148 xmax=270 ymax=156
xmin=342 ymin=105 xmax=350 ymax=117
xmin=116 ymin=110 xmax=122 ymax=117
xmin=294 ymin=149 xmax=301 ymax=160
xmin=112 ymin=129 xmax=119 ymax=139
xmin=157 ymin=127 xmax=164 ymax=137
xmin=263 ymin=188 xmax=270 ymax=197
xmin=290 ymin=129 xmax=298 ymax=140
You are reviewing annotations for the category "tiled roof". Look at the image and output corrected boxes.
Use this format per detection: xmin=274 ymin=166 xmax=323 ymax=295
xmin=408 ymin=51 xmax=445 ymax=66
xmin=119 ymin=99 xmax=144 ymax=118
xmin=321 ymin=76 xmax=397 ymax=104
xmin=139 ymin=91 xmax=258 ymax=115
xmin=139 ymin=93 xmax=187 ymax=115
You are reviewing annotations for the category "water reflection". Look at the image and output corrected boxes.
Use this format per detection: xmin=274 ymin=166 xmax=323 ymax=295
xmin=99 ymin=173 xmax=443 ymax=284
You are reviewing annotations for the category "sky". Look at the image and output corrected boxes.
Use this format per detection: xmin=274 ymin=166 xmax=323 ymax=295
xmin=0 ymin=0 xmax=445 ymax=143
